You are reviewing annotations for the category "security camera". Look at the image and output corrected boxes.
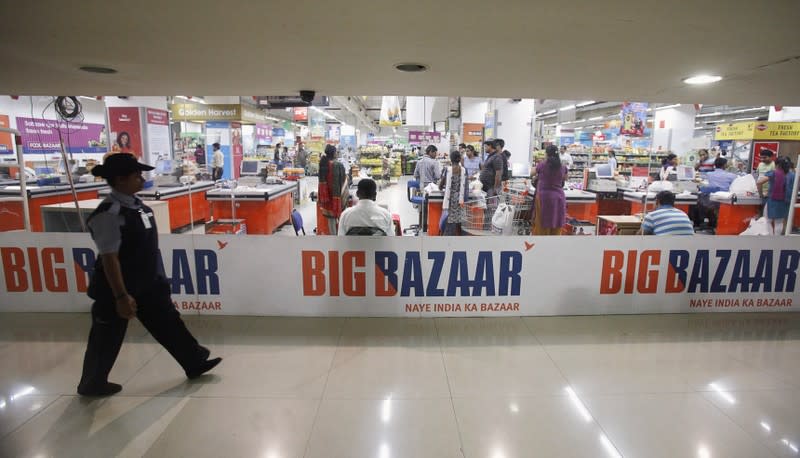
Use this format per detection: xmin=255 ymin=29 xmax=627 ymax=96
xmin=299 ymin=90 xmax=315 ymax=104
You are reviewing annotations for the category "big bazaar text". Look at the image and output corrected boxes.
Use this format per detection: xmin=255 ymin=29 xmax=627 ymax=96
xmin=302 ymin=250 xmax=523 ymax=297
xmin=1 ymin=246 xmax=220 ymax=295
xmin=600 ymin=249 xmax=799 ymax=294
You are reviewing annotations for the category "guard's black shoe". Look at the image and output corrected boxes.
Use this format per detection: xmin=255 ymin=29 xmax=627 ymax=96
xmin=186 ymin=357 xmax=222 ymax=379
xmin=77 ymin=382 xmax=123 ymax=397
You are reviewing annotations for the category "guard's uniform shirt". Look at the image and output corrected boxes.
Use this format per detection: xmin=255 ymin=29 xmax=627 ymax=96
xmin=86 ymin=190 xmax=167 ymax=302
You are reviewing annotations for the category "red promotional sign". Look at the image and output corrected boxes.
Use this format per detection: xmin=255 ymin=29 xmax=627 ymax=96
xmin=293 ymin=107 xmax=308 ymax=122
xmin=751 ymin=142 xmax=779 ymax=171
xmin=146 ymin=108 xmax=169 ymax=125
xmin=108 ymin=107 xmax=143 ymax=158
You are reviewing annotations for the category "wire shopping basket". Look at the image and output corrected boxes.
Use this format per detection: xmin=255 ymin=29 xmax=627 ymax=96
xmin=462 ymin=187 xmax=533 ymax=235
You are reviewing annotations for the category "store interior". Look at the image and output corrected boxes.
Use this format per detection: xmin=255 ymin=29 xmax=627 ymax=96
xmin=1 ymin=95 xmax=798 ymax=236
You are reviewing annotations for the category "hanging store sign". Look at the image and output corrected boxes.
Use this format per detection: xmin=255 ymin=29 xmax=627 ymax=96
xmin=619 ymin=102 xmax=648 ymax=137
xmin=753 ymin=122 xmax=800 ymax=141
xmin=293 ymin=107 xmax=309 ymax=122
xmin=169 ymin=104 xmax=241 ymax=122
xmin=408 ymin=131 xmax=441 ymax=143
xmin=715 ymin=122 xmax=756 ymax=140
xmin=0 ymin=233 xmax=798 ymax=316
xmin=16 ymin=116 xmax=108 ymax=155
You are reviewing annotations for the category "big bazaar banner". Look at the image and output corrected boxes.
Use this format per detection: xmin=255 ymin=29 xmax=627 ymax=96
xmin=0 ymin=233 xmax=797 ymax=316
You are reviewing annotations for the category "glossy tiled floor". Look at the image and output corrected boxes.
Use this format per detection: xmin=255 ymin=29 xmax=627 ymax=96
xmin=1 ymin=313 xmax=799 ymax=458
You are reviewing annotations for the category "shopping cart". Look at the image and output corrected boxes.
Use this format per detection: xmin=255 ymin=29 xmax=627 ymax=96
xmin=461 ymin=187 xmax=533 ymax=235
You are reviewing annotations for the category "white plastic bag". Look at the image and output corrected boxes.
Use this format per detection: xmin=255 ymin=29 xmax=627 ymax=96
xmin=424 ymin=183 xmax=440 ymax=194
xmin=648 ymin=180 xmax=674 ymax=192
xmin=740 ymin=217 xmax=769 ymax=236
xmin=491 ymin=203 xmax=515 ymax=235
xmin=730 ymin=174 xmax=757 ymax=196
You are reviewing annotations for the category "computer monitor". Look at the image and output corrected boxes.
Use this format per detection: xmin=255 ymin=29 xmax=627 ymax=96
xmin=594 ymin=164 xmax=614 ymax=179
xmin=240 ymin=161 xmax=260 ymax=176
xmin=676 ymin=165 xmax=695 ymax=181
xmin=154 ymin=159 xmax=174 ymax=175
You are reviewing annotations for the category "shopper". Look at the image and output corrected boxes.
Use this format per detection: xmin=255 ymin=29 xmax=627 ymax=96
xmin=479 ymin=140 xmax=504 ymax=197
xmin=338 ymin=178 xmax=393 ymax=236
xmin=531 ymin=145 xmax=567 ymax=235
xmin=495 ymin=138 xmax=512 ymax=181
xmin=211 ymin=143 xmax=224 ymax=180
xmin=701 ymin=157 xmax=738 ymax=193
xmin=194 ymin=143 xmax=206 ymax=166
xmin=659 ymin=153 xmax=678 ymax=180
xmin=607 ymin=149 xmax=618 ymax=171
xmin=757 ymin=149 xmax=776 ymax=200
xmin=439 ymin=150 xmax=467 ymax=236
xmin=458 ymin=143 xmax=467 ymax=155
xmin=757 ymin=156 xmax=796 ymax=235
xmin=640 ymin=191 xmax=695 ymax=235
xmin=318 ymin=144 xmax=348 ymax=235
xmin=296 ymin=140 xmax=308 ymax=171
xmin=559 ymin=146 xmax=574 ymax=169
xmin=413 ymin=145 xmax=441 ymax=190
xmin=463 ymin=145 xmax=482 ymax=178
xmin=77 ymin=153 xmax=221 ymax=397
xmin=274 ymin=143 xmax=282 ymax=163
xmin=695 ymin=149 xmax=715 ymax=172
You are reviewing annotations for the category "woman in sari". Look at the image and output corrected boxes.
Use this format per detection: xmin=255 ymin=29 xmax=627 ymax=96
xmin=318 ymin=144 xmax=348 ymax=234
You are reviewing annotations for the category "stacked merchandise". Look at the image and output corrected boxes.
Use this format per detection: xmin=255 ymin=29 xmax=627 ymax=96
xmin=357 ymin=145 xmax=386 ymax=175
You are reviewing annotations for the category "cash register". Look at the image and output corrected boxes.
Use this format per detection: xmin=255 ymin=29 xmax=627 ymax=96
xmin=586 ymin=164 xmax=617 ymax=192
xmin=669 ymin=165 xmax=699 ymax=194
xmin=238 ymin=160 xmax=269 ymax=187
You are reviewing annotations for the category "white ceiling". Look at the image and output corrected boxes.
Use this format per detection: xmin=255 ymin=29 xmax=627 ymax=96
xmin=1 ymin=0 xmax=798 ymax=105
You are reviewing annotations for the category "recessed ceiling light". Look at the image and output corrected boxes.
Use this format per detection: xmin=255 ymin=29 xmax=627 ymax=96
xmin=79 ymin=65 xmax=118 ymax=74
xmin=394 ymin=63 xmax=428 ymax=73
xmin=683 ymin=75 xmax=722 ymax=85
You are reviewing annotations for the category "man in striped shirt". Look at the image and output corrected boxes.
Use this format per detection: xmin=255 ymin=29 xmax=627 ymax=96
xmin=640 ymin=191 xmax=695 ymax=235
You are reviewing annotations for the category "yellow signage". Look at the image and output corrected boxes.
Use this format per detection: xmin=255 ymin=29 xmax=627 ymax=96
xmin=753 ymin=122 xmax=800 ymax=141
xmin=714 ymin=122 xmax=755 ymax=140
xmin=169 ymin=104 xmax=241 ymax=121
xmin=714 ymin=121 xmax=800 ymax=141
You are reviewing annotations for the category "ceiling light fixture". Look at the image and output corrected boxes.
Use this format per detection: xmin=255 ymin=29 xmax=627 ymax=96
xmin=394 ymin=63 xmax=428 ymax=73
xmin=559 ymin=104 xmax=576 ymax=111
xmin=576 ymin=101 xmax=596 ymax=107
xmin=683 ymin=74 xmax=723 ymax=85
xmin=654 ymin=104 xmax=681 ymax=111
xmin=79 ymin=65 xmax=117 ymax=74
xmin=588 ymin=116 xmax=603 ymax=121
xmin=539 ymin=110 xmax=557 ymax=116
xmin=733 ymin=116 xmax=759 ymax=121
xmin=732 ymin=106 xmax=768 ymax=113
xmin=696 ymin=111 xmax=722 ymax=118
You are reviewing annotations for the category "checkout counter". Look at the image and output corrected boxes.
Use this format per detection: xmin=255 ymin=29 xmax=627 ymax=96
xmin=206 ymin=182 xmax=297 ymax=235
xmin=0 ymin=181 xmax=107 ymax=232
xmin=99 ymin=181 xmax=215 ymax=232
xmin=710 ymin=193 xmax=762 ymax=235
xmin=623 ymin=190 xmax=697 ymax=214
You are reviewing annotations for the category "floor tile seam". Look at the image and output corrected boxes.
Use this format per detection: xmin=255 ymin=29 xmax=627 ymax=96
xmin=520 ymin=317 xmax=627 ymax=458
xmin=0 ymin=394 xmax=62 ymax=441
xmin=433 ymin=317 xmax=467 ymax=458
xmin=121 ymin=346 xmax=166 ymax=386
xmin=694 ymin=391 xmax=781 ymax=458
xmin=301 ymin=315 xmax=347 ymax=458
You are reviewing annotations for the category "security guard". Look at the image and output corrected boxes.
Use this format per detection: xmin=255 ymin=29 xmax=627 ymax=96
xmin=77 ymin=153 xmax=221 ymax=396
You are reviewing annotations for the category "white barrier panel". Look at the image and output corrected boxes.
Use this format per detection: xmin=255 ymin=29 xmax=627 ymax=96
xmin=0 ymin=232 xmax=797 ymax=316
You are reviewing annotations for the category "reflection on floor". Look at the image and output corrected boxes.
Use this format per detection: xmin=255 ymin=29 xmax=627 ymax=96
xmin=1 ymin=312 xmax=799 ymax=457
